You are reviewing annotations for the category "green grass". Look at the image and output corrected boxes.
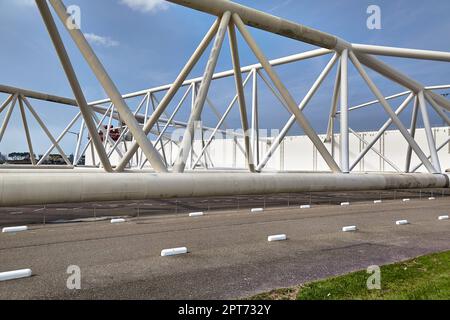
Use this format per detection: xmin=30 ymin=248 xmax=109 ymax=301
xmin=249 ymin=251 xmax=450 ymax=300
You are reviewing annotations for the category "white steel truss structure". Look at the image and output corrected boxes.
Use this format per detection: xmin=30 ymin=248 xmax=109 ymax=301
xmin=0 ymin=0 xmax=449 ymax=206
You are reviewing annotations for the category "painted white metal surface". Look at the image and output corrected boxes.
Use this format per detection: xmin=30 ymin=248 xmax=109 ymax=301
xmin=86 ymin=127 xmax=450 ymax=173
xmin=2 ymin=226 xmax=28 ymax=233
xmin=189 ymin=212 xmax=204 ymax=217
xmin=251 ymin=208 xmax=264 ymax=213
xmin=268 ymin=234 xmax=287 ymax=242
xmin=161 ymin=247 xmax=188 ymax=257
xmin=0 ymin=269 xmax=32 ymax=282
xmin=111 ymin=218 xmax=126 ymax=224
xmin=0 ymin=0 xmax=449 ymax=208
xmin=0 ymin=172 xmax=447 ymax=206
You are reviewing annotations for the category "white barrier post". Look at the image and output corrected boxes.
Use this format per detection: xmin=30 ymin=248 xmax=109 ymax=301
xmin=111 ymin=218 xmax=126 ymax=224
xmin=0 ymin=269 xmax=32 ymax=282
xmin=189 ymin=212 xmax=204 ymax=217
xmin=2 ymin=226 xmax=28 ymax=233
xmin=268 ymin=234 xmax=287 ymax=242
xmin=161 ymin=247 xmax=188 ymax=257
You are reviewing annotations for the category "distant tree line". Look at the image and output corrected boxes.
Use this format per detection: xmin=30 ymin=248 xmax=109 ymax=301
xmin=0 ymin=152 xmax=75 ymax=165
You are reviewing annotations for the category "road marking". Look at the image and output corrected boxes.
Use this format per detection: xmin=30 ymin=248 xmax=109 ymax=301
xmin=268 ymin=234 xmax=287 ymax=242
xmin=0 ymin=269 xmax=32 ymax=282
xmin=9 ymin=211 xmax=23 ymax=215
xmin=342 ymin=226 xmax=357 ymax=232
xmin=2 ymin=226 xmax=28 ymax=233
xmin=161 ymin=247 xmax=188 ymax=257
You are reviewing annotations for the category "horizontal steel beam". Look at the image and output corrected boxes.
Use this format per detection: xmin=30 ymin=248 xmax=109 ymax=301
xmin=352 ymin=44 xmax=450 ymax=62
xmin=0 ymin=84 xmax=77 ymax=106
xmin=165 ymin=0 xmax=343 ymax=50
xmin=0 ymin=171 xmax=448 ymax=206
xmin=89 ymin=48 xmax=332 ymax=105
xmin=0 ymin=49 xmax=332 ymax=108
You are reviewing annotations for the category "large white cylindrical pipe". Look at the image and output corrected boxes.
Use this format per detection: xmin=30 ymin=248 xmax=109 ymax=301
xmin=0 ymin=171 xmax=447 ymax=206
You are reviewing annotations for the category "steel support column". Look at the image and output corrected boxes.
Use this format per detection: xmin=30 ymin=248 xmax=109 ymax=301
xmin=228 ymin=22 xmax=254 ymax=172
xmin=256 ymin=54 xmax=338 ymax=171
xmin=0 ymin=95 xmax=17 ymax=142
xmin=49 ymin=0 xmax=167 ymax=172
xmin=234 ymin=14 xmax=340 ymax=172
xmin=18 ymin=96 xmax=37 ymax=165
xmin=354 ymin=53 xmax=450 ymax=112
xmin=251 ymin=69 xmax=259 ymax=167
xmin=191 ymin=73 xmax=253 ymax=169
xmin=325 ymin=58 xmax=341 ymax=143
xmin=405 ymin=96 xmax=419 ymax=172
xmin=0 ymin=94 xmax=14 ymax=114
xmin=173 ymin=11 xmax=231 ymax=173
xmin=340 ymin=50 xmax=349 ymax=173
xmin=36 ymin=0 xmax=113 ymax=172
xmin=424 ymin=92 xmax=450 ymax=126
xmin=417 ymin=91 xmax=441 ymax=172
xmin=349 ymin=51 xmax=437 ymax=174
xmin=21 ymin=96 xmax=72 ymax=165
xmin=115 ymin=19 xmax=221 ymax=172
xmin=350 ymin=94 xmax=414 ymax=171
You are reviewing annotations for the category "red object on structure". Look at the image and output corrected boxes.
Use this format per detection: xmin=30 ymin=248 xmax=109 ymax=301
xmin=99 ymin=125 xmax=121 ymax=142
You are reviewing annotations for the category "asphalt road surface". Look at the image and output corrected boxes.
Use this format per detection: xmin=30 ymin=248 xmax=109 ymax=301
xmin=0 ymin=197 xmax=449 ymax=299
xmin=0 ymin=188 xmax=447 ymax=226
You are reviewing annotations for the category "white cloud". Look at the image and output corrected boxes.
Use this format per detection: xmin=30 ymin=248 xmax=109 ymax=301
xmin=119 ymin=0 xmax=170 ymax=14
xmin=84 ymin=33 xmax=120 ymax=47
xmin=268 ymin=0 xmax=292 ymax=13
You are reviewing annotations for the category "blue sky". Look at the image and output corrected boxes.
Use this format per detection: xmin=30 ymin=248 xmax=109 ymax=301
xmin=0 ymin=0 xmax=449 ymax=155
